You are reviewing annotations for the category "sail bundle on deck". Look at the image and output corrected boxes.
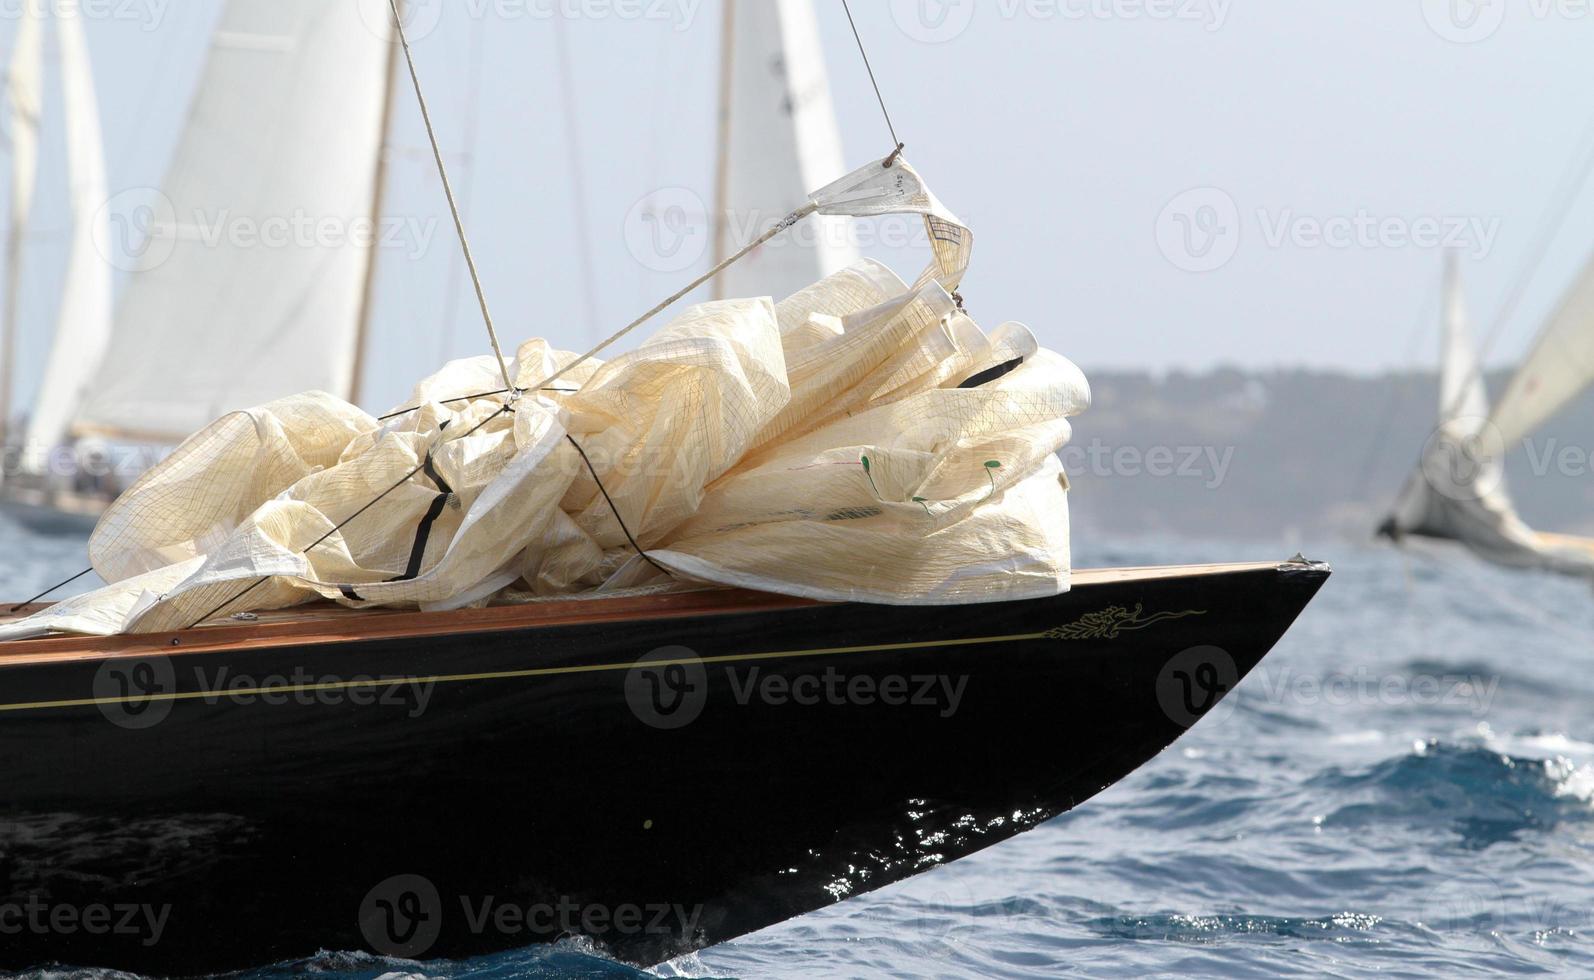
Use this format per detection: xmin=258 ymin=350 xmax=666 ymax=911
xmin=4 ymin=157 xmax=1090 ymax=638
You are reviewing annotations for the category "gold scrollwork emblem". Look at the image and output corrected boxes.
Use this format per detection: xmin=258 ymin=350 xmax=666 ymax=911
xmin=1046 ymin=603 xmax=1207 ymax=640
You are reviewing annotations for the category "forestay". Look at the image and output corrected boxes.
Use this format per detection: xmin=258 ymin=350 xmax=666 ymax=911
xmin=71 ymin=0 xmax=394 ymax=444
xmin=4 ymin=158 xmax=1088 ymax=638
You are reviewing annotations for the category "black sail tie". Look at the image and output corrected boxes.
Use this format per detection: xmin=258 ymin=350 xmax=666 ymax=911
xmin=388 ymin=449 xmax=456 ymax=584
xmin=958 ymin=356 xmax=1024 ymax=389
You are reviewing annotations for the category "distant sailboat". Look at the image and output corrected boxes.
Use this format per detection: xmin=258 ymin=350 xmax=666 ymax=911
xmin=1 ymin=0 xmax=399 ymax=530
xmin=2 ymin=0 xmax=854 ymax=533
xmin=0 ymin=0 xmax=114 ymax=530
xmin=0 ymin=0 xmax=44 ymax=461
xmin=1379 ymin=251 xmax=1594 ymax=575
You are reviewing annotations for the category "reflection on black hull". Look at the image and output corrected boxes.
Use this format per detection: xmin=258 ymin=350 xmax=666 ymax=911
xmin=0 ymin=560 xmax=1328 ymax=974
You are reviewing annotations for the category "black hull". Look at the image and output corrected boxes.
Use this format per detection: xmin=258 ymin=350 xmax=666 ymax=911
xmin=0 ymin=560 xmax=1328 ymax=974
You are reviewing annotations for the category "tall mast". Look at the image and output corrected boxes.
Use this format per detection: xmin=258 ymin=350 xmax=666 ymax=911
xmin=710 ymin=0 xmax=735 ymax=301
xmin=349 ymin=0 xmax=405 ymax=408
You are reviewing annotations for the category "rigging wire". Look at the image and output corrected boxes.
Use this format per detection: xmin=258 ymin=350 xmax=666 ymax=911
xmin=386 ymin=0 xmax=515 ymax=397
xmin=1351 ymin=280 xmax=1439 ymax=494
xmin=839 ymin=0 xmax=902 ymax=155
xmin=377 ymin=386 xmax=576 ymax=423
xmin=523 ymin=203 xmax=817 ymax=393
xmin=36 ymin=0 xmax=909 ymax=627
xmin=1438 ymin=107 xmax=1594 ymax=424
xmin=565 ymin=434 xmax=672 ymax=579
xmin=1370 ymin=104 xmax=1594 ymax=528
xmin=187 ymin=403 xmax=516 ymax=628
xmin=9 ymin=565 xmax=94 ymax=613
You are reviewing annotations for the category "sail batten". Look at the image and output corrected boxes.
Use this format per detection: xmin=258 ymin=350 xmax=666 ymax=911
xmin=71 ymin=0 xmax=395 ymax=441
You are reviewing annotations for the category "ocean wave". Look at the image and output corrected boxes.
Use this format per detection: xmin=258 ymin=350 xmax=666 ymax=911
xmin=1313 ymin=740 xmax=1594 ymax=848
xmin=1089 ymin=911 xmax=1383 ymax=942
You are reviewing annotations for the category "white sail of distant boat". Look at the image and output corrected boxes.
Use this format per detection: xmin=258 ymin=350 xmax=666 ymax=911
xmin=1381 ymin=251 xmax=1594 ymax=576
xmin=713 ymin=0 xmax=857 ymax=302
xmin=5 ymin=0 xmax=849 ymax=532
xmin=0 ymin=0 xmax=44 ymax=453
xmin=71 ymin=0 xmax=397 ymax=444
xmin=21 ymin=0 xmax=113 ymax=464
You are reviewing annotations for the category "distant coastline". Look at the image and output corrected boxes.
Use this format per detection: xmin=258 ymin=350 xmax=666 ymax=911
xmin=1066 ymin=368 xmax=1594 ymax=540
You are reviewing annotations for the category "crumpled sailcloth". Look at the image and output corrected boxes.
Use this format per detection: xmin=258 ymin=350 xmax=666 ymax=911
xmin=4 ymin=159 xmax=1091 ymax=638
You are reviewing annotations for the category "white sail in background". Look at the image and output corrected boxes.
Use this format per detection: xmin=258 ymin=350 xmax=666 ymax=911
xmin=72 ymin=0 xmax=394 ymax=443
xmin=1384 ymin=255 xmax=1594 ymax=576
xmin=22 ymin=0 xmax=112 ymax=461
xmin=1487 ymin=247 xmax=1594 ymax=448
xmin=1437 ymin=252 xmax=1488 ymax=433
xmin=713 ymin=0 xmax=857 ymax=303
xmin=1 ymin=0 xmax=44 ymax=447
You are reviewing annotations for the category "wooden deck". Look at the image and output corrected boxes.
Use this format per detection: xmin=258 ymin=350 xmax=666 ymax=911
xmin=0 ymin=561 xmax=1293 ymax=667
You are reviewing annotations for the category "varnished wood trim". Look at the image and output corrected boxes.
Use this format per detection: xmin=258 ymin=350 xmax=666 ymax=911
xmin=0 ymin=562 xmax=1294 ymax=669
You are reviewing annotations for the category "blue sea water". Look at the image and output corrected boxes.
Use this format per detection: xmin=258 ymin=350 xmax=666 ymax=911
xmin=6 ymin=524 xmax=1594 ymax=978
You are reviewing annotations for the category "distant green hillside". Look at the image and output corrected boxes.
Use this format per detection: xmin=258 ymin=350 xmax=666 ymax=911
xmin=1065 ymin=368 xmax=1594 ymax=540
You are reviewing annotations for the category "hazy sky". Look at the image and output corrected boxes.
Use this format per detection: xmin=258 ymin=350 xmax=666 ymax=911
xmin=8 ymin=0 xmax=1594 ymax=414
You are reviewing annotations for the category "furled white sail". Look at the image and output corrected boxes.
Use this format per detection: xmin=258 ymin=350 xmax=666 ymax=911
xmin=713 ymin=0 xmax=857 ymax=303
xmin=21 ymin=0 xmax=113 ymax=462
xmin=4 ymin=157 xmax=1090 ymax=639
xmin=0 ymin=0 xmax=44 ymax=445
xmin=72 ymin=0 xmax=394 ymax=443
xmin=1488 ymin=247 xmax=1594 ymax=447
